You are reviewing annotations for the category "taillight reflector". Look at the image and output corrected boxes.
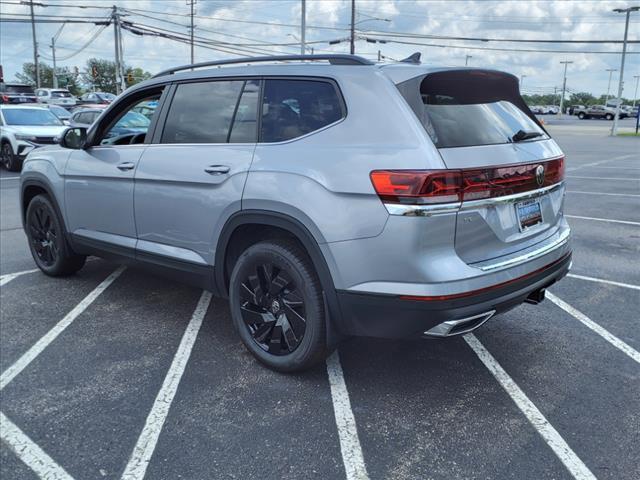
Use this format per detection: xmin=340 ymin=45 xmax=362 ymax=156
xmin=370 ymin=157 xmax=564 ymax=205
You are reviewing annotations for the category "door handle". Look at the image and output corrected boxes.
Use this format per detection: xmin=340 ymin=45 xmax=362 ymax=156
xmin=117 ymin=162 xmax=135 ymax=171
xmin=204 ymin=165 xmax=230 ymax=175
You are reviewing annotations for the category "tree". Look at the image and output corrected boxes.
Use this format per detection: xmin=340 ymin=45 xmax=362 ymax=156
xmin=81 ymin=58 xmax=119 ymax=94
xmin=568 ymin=92 xmax=597 ymax=106
xmin=125 ymin=67 xmax=152 ymax=86
xmin=15 ymin=62 xmax=81 ymax=95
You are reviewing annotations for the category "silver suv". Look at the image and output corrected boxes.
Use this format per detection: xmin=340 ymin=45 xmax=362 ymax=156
xmin=19 ymin=55 xmax=571 ymax=371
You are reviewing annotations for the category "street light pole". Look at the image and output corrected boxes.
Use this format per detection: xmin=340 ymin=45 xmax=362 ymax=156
xmin=350 ymin=0 xmax=355 ymax=54
xmin=465 ymin=55 xmax=472 ymax=66
xmin=633 ymin=75 xmax=640 ymax=108
xmin=301 ymin=0 xmax=306 ymax=55
xmin=605 ymin=68 xmax=617 ymax=103
xmin=611 ymin=6 xmax=639 ymax=136
xmin=559 ymin=60 xmax=573 ymax=116
xmin=28 ymin=0 xmax=40 ymax=88
xmin=520 ymin=74 xmax=527 ymax=90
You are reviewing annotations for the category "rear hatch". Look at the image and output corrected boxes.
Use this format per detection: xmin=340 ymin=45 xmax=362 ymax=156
xmin=396 ymin=69 xmax=565 ymax=264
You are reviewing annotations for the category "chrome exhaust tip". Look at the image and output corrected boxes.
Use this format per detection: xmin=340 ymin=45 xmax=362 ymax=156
xmin=423 ymin=310 xmax=496 ymax=338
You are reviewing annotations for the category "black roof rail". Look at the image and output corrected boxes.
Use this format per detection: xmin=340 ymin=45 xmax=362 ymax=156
xmin=152 ymin=54 xmax=375 ymax=78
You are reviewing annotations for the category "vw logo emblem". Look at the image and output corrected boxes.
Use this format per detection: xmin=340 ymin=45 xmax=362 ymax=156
xmin=535 ymin=165 xmax=545 ymax=186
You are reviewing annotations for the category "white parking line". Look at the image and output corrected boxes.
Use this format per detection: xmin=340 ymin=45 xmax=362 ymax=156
xmin=0 ymin=268 xmax=41 ymax=287
xmin=565 ymin=214 xmax=640 ymax=226
xmin=567 ymin=191 xmax=640 ymax=198
xmin=585 ymin=166 xmax=640 ymax=170
xmin=567 ymin=176 xmax=639 ymax=181
xmin=0 ymin=411 xmax=75 ymax=480
xmin=566 ymin=154 xmax=638 ymax=172
xmin=567 ymin=273 xmax=640 ymax=291
xmin=326 ymin=351 xmax=369 ymax=480
xmin=464 ymin=334 xmax=596 ymax=480
xmin=546 ymin=292 xmax=640 ymax=364
xmin=121 ymin=291 xmax=212 ymax=480
xmin=0 ymin=266 xmax=125 ymax=391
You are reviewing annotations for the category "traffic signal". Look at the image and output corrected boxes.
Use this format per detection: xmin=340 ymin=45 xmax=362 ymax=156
xmin=92 ymin=65 xmax=98 ymax=78
xmin=127 ymin=72 xmax=134 ymax=83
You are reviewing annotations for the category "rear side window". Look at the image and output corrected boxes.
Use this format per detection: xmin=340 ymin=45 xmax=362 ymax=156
xmin=162 ymin=80 xmax=256 ymax=144
xmin=397 ymin=71 xmax=547 ymax=149
xmin=261 ymin=79 xmax=343 ymax=142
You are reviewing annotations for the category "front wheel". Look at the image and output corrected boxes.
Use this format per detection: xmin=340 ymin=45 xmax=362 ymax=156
xmin=605 ymin=114 xmax=614 ymax=120
xmin=229 ymin=240 xmax=328 ymax=372
xmin=1 ymin=142 xmax=19 ymax=171
xmin=25 ymin=194 xmax=86 ymax=276
xmin=578 ymin=112 xmax=586 ymax=119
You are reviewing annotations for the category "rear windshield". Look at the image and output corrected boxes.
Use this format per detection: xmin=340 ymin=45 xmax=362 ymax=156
xmin=51 ymin=90 xmax=72 ymax=98
xmin=397 ymin=70 xmax=547 ymax=149
xmin=2 ymin=84 xmax=34 ymax=94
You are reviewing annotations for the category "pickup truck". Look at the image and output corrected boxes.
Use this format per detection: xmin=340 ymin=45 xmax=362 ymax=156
xmin=576 ymin=105 xmax=617 ymax=120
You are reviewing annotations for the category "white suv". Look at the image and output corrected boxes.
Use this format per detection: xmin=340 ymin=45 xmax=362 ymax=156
xmin=0 ymin=105 xmax=67 ymax=171
xmin=35 ymin=88 xmax=77 ymax=107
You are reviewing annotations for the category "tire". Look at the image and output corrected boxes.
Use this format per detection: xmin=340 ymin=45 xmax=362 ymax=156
xmin=1 ymin=142 xmax=19 ymax=171
xmin=605 ymin=114 xmax=613 ymax=120
xmin=229 ymin=239 xmax=328 ymax=372
xmin=25 ymin=194 xmax=86 ymax=276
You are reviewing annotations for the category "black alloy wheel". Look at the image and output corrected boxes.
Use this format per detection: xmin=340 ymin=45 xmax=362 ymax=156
xmin=25 ymin=194 xmax=86 ymax=276
xmin=239 ymin=262 xmax=307 ymax=355
xmin=229 ymin=240 xmax=328 ymax=372
xmin=28 ymin=203 xmax=59 ymax=267
xmin=1 ymin=142 xmax=15 ymax=170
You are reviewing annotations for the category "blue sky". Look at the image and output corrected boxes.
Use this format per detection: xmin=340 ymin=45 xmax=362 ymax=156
xmin=1 ymin=0 xmax=639 ymax=98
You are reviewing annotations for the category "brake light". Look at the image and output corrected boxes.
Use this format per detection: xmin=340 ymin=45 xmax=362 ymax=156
xmin=1 ymin=95 xmax=9 ymax=103
xmin=370 ymin=157 xmax=564 ymax=205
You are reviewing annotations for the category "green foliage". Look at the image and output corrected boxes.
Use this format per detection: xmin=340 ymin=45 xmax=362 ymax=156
xmin=81 ymin=58 xmax=119 ymax=94
xmin=14 ymin=62 xmax=81 ymax=95
xmin=521 ymin=94 xmax=560 ymax=106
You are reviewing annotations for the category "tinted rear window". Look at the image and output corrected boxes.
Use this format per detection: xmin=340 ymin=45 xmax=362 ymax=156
xmin=261 ymin=79 xmax=343 ymax=142
xmin=2 ymin=84 xmax=34 ymax=94
xmin=397 ymin=71 xmax=546 ymax=148
xmin=51 ymin=90 xmax=72 ymax=98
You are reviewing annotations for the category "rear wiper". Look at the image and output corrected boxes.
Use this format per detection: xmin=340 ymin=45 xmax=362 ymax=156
xmin=512 ymin=130 xmax=543 ymax=142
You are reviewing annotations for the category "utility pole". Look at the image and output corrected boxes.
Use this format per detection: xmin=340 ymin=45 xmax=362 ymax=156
xmin=300 ymin=0 xmax=306 ymax=55
xmin=378 ymin=49 xmax=381 ymax=61
xmin=50 ymin=23 xmax=66 ymax=89
xmin=350 ymin=0 xmax=355 ymax=55
xmin=559 ymin=60 xmax=572 ymax=116
xmin=186 ymin=0 xmax=196 ymax=64
xmin=611 ymin=6 xmax=639 ymax=136
xmin=29 ymin=0 xmax=40 ymax=88
xmin=112 ymin=5 xmax=126 ymax=94
xmin=633 ymin=75 xmax=640 ymax=108
xmin=520 ymin=74 xmax=527 ymax=90
xmin=605 ymin=68 xmax=617 ymax=103
xmin=465 ymin=55 xmax=472 ymax=66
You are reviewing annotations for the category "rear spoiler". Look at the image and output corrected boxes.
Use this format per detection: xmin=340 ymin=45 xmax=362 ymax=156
xmin=395 ymin=69 xmax=547 ymax=133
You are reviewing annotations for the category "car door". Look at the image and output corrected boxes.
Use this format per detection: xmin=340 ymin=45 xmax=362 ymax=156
xmin=134 ymin=78 xmax=259 ymax=266
xmin=64 ymin=85 xmax=166 ymax=254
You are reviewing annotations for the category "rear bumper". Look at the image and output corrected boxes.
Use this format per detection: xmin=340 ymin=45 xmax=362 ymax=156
xmin=336 ymin=251 xmax=571 ymax=339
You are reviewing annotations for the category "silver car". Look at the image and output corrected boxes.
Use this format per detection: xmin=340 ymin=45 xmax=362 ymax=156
xmin=19 ymin=54 xmax=571 ymax=371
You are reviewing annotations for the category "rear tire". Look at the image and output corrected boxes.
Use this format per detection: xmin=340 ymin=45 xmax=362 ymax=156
xmin=229 ymin=240 xmax=328 ymax=372
xmin=25 ymin=194 xmax=86 ymax=276
xmin=1 ymin=142 xmax=19 ymax=171
xmin=605 ymin=114 xmax=614 ymax=120
xmin=577 ymin=112 xmax=585 ymax=119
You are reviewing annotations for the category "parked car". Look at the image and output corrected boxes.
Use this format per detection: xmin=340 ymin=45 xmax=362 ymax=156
xmin=69 ymin=107 xmax=150 ymax=141
xmin=530 ymin=105 xmax=544 ymax=114
xmin=79 ymin=91 xmax=116 ymax=105
xmin=45 ymin=104 xmax=72 ymax=125
xmin=35 ymin=88 xmax=77 ymax=107
xmin=0 ymin=105 xmax=66 ymax=171
xmin=0 ymin=82 xmax=37 ymax=104
xmin=545 ymin=105 xmax=559 ymax=115
xmin=19 ymin=55 xmax=571 ymax=371
xmin=577 ymin=105 xmax=616 ymax=120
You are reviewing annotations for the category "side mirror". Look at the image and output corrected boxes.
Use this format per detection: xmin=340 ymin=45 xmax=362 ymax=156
xmin=60 ymin=127 xmax=87 ymax=149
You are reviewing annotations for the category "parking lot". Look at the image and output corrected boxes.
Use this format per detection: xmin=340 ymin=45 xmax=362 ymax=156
xmin=0 ymin=118 xmax=638 ymax=480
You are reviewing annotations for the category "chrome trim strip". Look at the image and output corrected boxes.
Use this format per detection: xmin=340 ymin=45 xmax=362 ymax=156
xmin=460 ymin=182 xmax=564 ymax=211
xmin=384 ymin=182 xmax=564 ymax=216
xmin=473 ymin=228 xmax=571 ymax=272
xmin=423 ymin=310 xmax=496 ymax=337
xmin=383 ymin=202 xmax=461 ymax=216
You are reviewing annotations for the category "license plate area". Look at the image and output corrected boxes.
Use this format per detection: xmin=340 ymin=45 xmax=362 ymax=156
xmin=515 ymin=199 xmax=543 ymax=231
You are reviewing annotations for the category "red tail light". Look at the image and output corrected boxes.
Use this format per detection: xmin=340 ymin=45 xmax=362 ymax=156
xmin=370 ymin=157 xmax=564 ymax=205
xmin=1 ymin=95 xmax=9 ymax=103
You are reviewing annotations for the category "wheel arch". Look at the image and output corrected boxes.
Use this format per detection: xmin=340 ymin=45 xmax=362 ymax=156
xmin=215 ymin=210 xmax=346 ymax=346
xmin=21 ymin=178 xmax=66 ymax=231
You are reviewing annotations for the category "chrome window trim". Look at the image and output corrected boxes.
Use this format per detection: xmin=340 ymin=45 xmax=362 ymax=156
xmin=383 ymin=182 xmax=564 ymax=216
xmin=472 ymin=227 xmax=571 ymax=272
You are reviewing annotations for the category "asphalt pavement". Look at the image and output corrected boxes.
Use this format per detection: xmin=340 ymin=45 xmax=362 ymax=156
xmin=0 ymin=118 xmax=638 ymax=480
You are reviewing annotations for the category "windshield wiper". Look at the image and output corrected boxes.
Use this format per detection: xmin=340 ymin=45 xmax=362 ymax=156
xmin=512 ymin=130 xmax=543 ymax=142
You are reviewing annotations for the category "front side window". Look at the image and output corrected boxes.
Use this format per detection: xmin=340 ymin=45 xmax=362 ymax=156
xmin=161 ymin=80 xmax=252 ymax=144
xmin=99 ymin=92 xmax=161 ymax=145
xmin=260 ymin=79 xmax=344 ymax=142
